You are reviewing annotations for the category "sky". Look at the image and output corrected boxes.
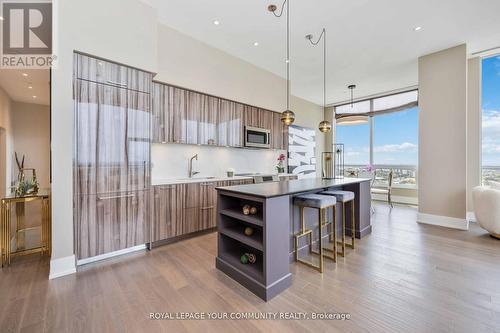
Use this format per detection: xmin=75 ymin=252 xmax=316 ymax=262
xmin=482 ymin=55 xmax=500 ymax=166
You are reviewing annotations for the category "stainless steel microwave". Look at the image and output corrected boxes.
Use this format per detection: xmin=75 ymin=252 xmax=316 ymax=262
xmin=244 ymin=126 xmax=271 ymax=149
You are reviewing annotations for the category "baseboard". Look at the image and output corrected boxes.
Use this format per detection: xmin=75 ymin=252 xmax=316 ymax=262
xmin=372 ymin=194 xmax=418 ymax=205
xmin=417 ymin=212 xmax=469 ymax=230
xmin=466 ymin=211 xmax=477 ymax=223
xmin=49 ymin=255 xmax=76 ymax=280
xmin=76 ymin=244 xmax=147 ymax=266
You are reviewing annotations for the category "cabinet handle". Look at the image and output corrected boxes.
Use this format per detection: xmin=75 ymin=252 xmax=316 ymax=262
xmin=106 ymin=80 xmax=127 ymax=87
xmin=201 ymin=206 xmax=215 ymax=210
xmin=98 ymin=193 xmax=135 ymax=200
xmin=143 ymin=161 xmax=146 ymax=189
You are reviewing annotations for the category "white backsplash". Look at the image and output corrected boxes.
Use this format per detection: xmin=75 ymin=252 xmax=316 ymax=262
xmin=152 ymin=143 xmax=287 ymax=180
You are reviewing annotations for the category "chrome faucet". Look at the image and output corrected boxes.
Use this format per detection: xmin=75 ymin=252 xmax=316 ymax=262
xmin=188 ymin=154 xmax=199 ymax=178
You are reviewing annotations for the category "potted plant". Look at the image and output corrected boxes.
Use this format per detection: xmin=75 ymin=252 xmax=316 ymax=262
xmin=276 ymin=153 xmax=286 ymax=174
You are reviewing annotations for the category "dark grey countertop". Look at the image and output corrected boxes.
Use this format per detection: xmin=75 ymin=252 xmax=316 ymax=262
xmin=216 ymin=177 xmax=371 ymax=198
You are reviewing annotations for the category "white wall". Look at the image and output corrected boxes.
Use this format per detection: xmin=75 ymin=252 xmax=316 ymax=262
xmin=12 ymin=102 xmax=50 ymax=189
xmin=0 ymin=86 xmax=13 ymax=196
xmin=418 ymin=44 xmax=468 ymax=227
xmin=466 ymin=57 xmax=482 ymax=212
xmin=152 ymin=144 xmax=286 ymax=181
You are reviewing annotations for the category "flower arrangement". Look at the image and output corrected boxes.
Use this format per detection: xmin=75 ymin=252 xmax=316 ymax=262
xmin=276 ymin=153 xmax=286 ymax=173
xmin=365 ymin=164 xmax=375 ymax=172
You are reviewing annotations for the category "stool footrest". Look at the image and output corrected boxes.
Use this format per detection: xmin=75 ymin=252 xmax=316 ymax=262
xmin=296 ymin=258 xmax=323 ymax=272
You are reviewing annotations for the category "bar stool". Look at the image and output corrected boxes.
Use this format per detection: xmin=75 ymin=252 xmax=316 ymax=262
xmin=320 ymin=190 xmax=355 ymax=257
xmin=293 ymin=194 xmax=337 ymax=273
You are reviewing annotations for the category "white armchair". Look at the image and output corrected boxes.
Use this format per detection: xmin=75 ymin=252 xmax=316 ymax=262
xmin=472 ymin=185 xmax=500 ymax=239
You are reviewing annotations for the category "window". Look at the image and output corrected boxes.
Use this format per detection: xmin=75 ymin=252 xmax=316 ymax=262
xmin=335 ymin=90 xmax=419 ymax=188
xmin=373 ymin=107 xmax=418 ymax=186
xmin=335 ymin=121 xmax=370 ymax=166
xmin=482 ymin=55 xmax=500 ymax=183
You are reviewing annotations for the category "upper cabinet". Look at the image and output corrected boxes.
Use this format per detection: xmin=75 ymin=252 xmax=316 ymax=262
xmin=152 ymin=82 xmax=286 ymax=150
xmin=75 ymin=53 xmax=152 ymax=93
xmin=218 ymin=99 xmax=243 ymax=147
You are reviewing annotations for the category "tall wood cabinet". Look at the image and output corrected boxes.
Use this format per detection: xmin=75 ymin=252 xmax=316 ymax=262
xmin=73 ymin=53 xmax=153 ymax=260
xmin=151 ymin=82 xmax=285 ymax=150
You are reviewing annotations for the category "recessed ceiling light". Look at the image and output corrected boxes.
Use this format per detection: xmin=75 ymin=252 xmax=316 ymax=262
xmin=32 ymin=95 xmax=37 ymax=99
xmin=213 ymin=20 xmax=220 ymax=25
xmin=0 ymin=16 xmax=4 ymax=21
xmin=22 ymin=73 xmax=28 ymax=77
xmin=28 ymin=84 xmax=33 ymax=89
xmin=414 ymin=26 xmax=422 ymax=31
xmin=253 ymin=42 xmax=259 ymax=46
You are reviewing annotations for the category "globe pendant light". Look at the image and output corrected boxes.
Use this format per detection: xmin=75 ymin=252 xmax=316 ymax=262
xmin=268 ymin=0 xmax=295 ymax=126
xmin=306 ymin=28 xmax=331 ymax=133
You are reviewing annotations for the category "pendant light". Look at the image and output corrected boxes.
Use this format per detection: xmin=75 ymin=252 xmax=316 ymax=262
xmin=306 ymin=28 xmax=331 ymax=133
xmin=268 ymin=0 xmax=295 ymax=126
xmin=348 ymin=84 xmax=356 ymax=107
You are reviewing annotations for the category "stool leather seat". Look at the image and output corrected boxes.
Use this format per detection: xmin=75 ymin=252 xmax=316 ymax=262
xmin=294 ymin=194 xmax=336 ymax=209
xmin=320 ymin=190 xmax=354 ymax=202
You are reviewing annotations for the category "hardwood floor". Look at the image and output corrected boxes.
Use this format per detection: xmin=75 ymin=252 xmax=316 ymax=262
xmin=2 ymin=204 xmax=500 ymax=333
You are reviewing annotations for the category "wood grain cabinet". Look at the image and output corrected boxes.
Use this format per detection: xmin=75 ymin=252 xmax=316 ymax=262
xmin=75 ymin=53 xmax=152 ymax=93
xmin=218 ymin=100 xmax=243 ymax=147
xmin=152 ymin=179 xmax=253 ymax=243
xmin=74 ymin=53 xmax=152 ymax=260
xmin=75 ymin=190 xmax=150 ymax=259
xmin=151 ymin=82 xmax=285 ymax=150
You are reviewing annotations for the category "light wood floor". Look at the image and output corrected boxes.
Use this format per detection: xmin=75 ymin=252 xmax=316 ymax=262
xmin=2 ymin=204 xmax=500 ymax=333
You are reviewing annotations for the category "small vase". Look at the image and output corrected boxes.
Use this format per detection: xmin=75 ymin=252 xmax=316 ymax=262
xmin=277 ymin=167 xmax=285 ymax=174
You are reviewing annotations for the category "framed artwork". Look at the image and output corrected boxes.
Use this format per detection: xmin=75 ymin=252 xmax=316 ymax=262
xmin=287 ymin=125 xmax=316 ymax=179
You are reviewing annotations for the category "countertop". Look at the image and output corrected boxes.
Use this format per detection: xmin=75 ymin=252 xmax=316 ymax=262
xmin=216 ymin=177 xmax=371 ymax=198
xmin=152 ymin=176 xmax=253 ymax=186
xmin=152 ymin=173 xmax=297 ymax=186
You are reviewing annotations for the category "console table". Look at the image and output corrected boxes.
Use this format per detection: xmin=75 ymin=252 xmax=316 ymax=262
xmin=1 ymin=191 xmax=51 ymax=267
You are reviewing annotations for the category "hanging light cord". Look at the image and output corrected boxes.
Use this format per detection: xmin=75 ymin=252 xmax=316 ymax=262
xmin=271 ymin=0 xmax=290 ymax=111
xmin=307 ymin=28 xmax=326 ymax=109
xmin=270 ymin=0 xmax=287 ymax=18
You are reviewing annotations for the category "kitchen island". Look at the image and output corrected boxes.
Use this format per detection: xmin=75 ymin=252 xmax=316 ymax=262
xmin=215 ymin=177 xmax=372 ymax=301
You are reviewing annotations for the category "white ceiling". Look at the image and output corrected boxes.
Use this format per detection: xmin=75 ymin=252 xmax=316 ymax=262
xmin=147 ymin=0 xmax=500 ymax=105
xmin=0 ymin=69 xmax=50 ymax=106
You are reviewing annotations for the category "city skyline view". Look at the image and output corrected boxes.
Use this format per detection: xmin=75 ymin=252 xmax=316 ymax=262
xmin=336 ymin=107 xmax=419 ymax=167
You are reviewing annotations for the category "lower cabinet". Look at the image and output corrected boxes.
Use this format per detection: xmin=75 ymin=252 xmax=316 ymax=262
xmin=153 ymin=179 xmax=253 ymax=243
xmin=75 ymin=189 xmax=150 ymax=260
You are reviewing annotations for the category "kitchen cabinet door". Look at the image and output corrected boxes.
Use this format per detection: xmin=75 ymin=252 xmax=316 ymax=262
xmin=127 ymin=67 xmax=152 ymax=93
xmin=258 ymin=108 xmax=273 ymax=131
xmin=243 ymin=105 xmax=260 ymax=128
xmin=127 ymin=89 xmax=152 ymax=191
xmin=75 ymin=190 xmax=150 ymax=260
xmin=74 ymin=79 xmax=151 ymax=195
xmin=75 ymin=53 xmax=128 ymax=87
xmin=271 ymin=111 xmax=286 ymax=150
xmin=152 ymin=82 xmax=166 ymax=143
xmin=199 ymin=182 xmax=217 ymax=230
xmin=218 ymin=100 xmax=243 ymax=147
xmin=183 ymin=90 xmax=201 ymax=145
xmin=180 ymin=183 xmax=200 ymax=234
xmin=199 ymin=96 xmax=218 ymax=145
xmin=74 ymin=79 xmax=129 ymax=195
xmin=170 ymin=86 xmax=187 ymax=144
xmin=152 ymin=185 xmax=178 ymax=241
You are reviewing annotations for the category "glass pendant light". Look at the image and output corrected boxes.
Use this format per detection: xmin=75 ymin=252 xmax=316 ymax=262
xmin=306 ymin=28 xmax=331 ymax=133
xmin=268 ymin=1 xmax=295 ymax=126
